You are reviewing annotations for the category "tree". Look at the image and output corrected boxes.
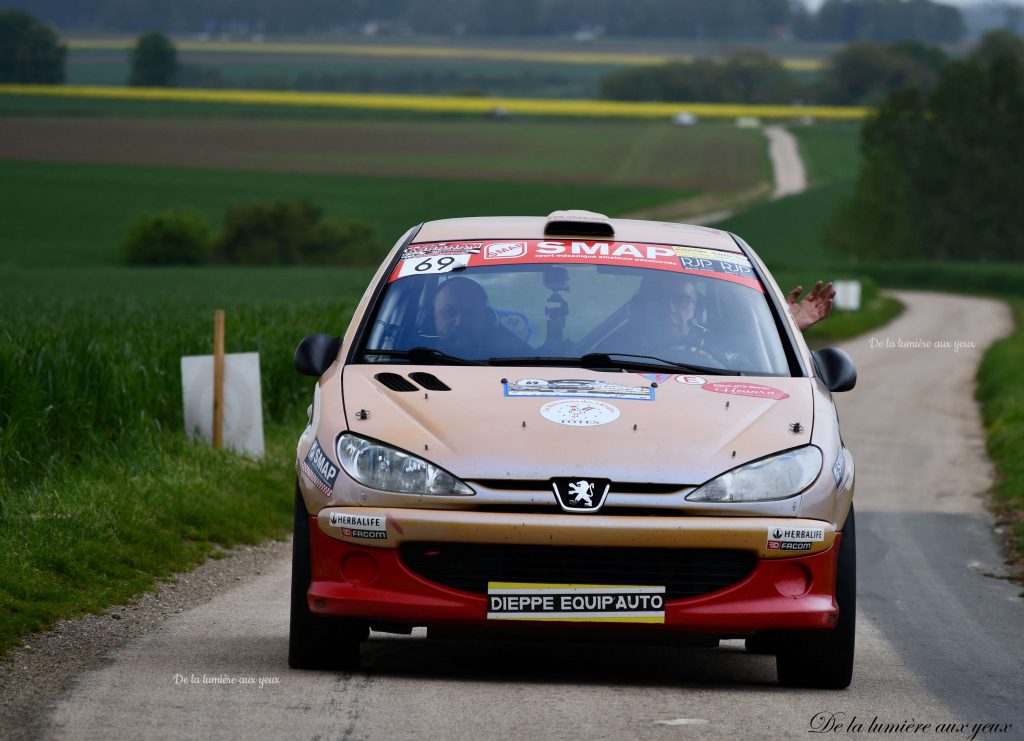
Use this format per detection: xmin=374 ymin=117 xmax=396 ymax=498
xmin=802 ymin=0 xmax=965 ymax=43
xmin=825 ymin=53 xmax=1024 ymax=261
xmin=970 ymin=28 xmax=1024 ymax=67
xmin=129 ymin=30 xmax=178 ymax=87
xmin=818 ymin=40 xmax=947 ymax=105
xmin=0 ymin=11 xmax=66 ymax=84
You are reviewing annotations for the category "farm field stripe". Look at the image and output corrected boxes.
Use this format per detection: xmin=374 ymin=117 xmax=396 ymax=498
xmin=67 ymin=38 xmax=823 ymax=70
xmin=0 ymin=85 xmax=868 ymax=120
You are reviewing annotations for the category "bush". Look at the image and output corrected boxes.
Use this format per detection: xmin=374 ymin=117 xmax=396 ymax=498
xmin=120 ymin=209 xmax=212 ymax=266
xmin=212 ymin=200 xmax=376 ymax=266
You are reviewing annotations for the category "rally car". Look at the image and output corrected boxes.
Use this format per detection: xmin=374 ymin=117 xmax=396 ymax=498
xmin=289 ymin=210 xmax=857 ymax=688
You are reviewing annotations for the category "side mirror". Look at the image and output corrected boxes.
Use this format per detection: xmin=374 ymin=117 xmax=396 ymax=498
xmin=294 ymin=334 xmax=341 ymax=377
xmin=811 ymin=347 xmax=857 ymax=392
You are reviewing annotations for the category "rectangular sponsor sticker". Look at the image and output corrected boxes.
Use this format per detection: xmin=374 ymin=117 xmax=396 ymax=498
xmin=487 ymin=583 xmax=665 ymax=623
xmin=504 ymin=378 xmax=654 ymax=401
xmin=301 ymin=438 xmax=338 ymax=496
xmin=328 ymin=512 xmax=388 ymax=541
xmin=767 ymin=524 xmax=826 ymax=552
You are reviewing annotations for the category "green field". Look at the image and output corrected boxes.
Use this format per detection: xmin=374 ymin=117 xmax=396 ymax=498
xmin=0 ymin=161 xmax=691 ymax=266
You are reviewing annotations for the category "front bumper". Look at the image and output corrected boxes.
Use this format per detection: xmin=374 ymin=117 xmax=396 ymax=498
xmin=307 ymin=508 xmax=841 ymax=635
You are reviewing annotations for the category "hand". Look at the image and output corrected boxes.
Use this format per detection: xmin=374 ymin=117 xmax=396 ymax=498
xmin=786 ymin=281 xmax=835 ymax=330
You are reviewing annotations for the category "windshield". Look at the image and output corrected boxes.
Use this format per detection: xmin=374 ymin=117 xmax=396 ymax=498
xmin=359 ymin=239 xmax=791 ymax=375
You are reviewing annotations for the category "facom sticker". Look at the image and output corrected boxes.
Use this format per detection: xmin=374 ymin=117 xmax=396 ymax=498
xmin=701 ymin=382 xmax=789 ymax=400
xmin=766 ymin=524 xmax=826 ymax=552
xmin=540 ymin=399 xmax=621 ymax=427
xmin=301 ymin=439 xmax=338 ymax=496
xmin=329 ymin=512 xmax=388 ymax=541
xmin=676 ymin=374 xmax=707 ymax=385
xmin=507 ymin=378 xmax=653 ymax=401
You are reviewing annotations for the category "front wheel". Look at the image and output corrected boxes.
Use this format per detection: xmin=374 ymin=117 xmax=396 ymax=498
xmin=288 ymin=483 xmax=368 ymax=670
xmin=776 ymin=507 xmax=856 ymax=689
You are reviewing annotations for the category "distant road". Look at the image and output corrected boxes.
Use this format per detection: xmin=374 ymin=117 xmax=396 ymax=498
xmin=41 ymin=292 xmax=1022 ymax=740
xmin=764 ymin=125 xmax=808 ymax=200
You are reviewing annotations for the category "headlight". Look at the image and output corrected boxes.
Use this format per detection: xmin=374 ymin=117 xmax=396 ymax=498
xmin=686 ymin=446 xmax=822 ymax=503
xmin=336 ymin=433 xmax=474 ymax=496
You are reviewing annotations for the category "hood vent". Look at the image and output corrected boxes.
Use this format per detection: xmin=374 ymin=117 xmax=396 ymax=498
xmin=374 ymin=373 xmax=419 ymax=392
xmin=409 ymin=372 xmax=451 ymax=391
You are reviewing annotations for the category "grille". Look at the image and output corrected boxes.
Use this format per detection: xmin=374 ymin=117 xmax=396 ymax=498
xmin=408 ymin=372 xmax=451 ymax=391
xmin=471 ymin=479 xmax=684 ymax=494
xmin=374 ymin=373 xmax=418 ymax=392
xmin=399 ymin=543 xmax=755 ymax=600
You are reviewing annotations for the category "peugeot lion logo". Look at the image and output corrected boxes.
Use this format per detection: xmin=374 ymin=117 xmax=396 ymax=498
xmin=551 ymin=478 xmax=611 ymax=514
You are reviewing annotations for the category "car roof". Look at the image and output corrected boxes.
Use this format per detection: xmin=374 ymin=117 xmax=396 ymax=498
xmin=414 ymin=216 xmax=743 ymax=254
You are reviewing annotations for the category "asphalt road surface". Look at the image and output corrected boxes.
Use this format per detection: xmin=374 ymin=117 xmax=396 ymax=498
xmin=46 ymin=292 xmax=1022 ymax=740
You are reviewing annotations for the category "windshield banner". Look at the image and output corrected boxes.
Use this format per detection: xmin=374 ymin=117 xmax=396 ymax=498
xmin=390 ymin=240 xmax=764 ymax=292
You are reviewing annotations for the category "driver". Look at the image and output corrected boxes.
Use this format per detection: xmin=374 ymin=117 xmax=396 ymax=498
xmin=596 ymin=272 xmax=711 ymax=359
xmin=432 ymin=277 xmax=534 ymax=359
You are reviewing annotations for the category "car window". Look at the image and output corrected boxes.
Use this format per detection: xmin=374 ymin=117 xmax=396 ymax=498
xmin=360 ymin=242 xmax=790 ymax=375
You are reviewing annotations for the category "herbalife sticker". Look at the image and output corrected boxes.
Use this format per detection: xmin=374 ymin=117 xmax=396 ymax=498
xmin=487 ymin=583 xmax=665 ymax=623
xmin=766 ymin=524 xmax=826 ymax=552
xmin=506 ymin=378 xmax=653 ymax=401
xmin=301 ymin=438 xmax=338 ymax=496
xmin=328 ymin=511 xmax=388 ymax=541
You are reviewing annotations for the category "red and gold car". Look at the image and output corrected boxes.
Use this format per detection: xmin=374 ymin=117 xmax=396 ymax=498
xmin=289 ymin=211 xmax=857 ymax=688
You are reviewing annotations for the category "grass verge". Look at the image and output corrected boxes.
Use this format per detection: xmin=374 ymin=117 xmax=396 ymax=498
xmin=0 ymin=426 xmax=295 ymax=655
xmin=976 ymin=299 xmax=1024 ymax=571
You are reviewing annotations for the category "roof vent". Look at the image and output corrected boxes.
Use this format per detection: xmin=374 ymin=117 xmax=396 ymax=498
xmin=544 ymin=210 xmax=615 ymax=238
xmin=408 ymin=372 xmax=451 ymax=391
xmin=374 ymin=373 xmax=419 ymax=392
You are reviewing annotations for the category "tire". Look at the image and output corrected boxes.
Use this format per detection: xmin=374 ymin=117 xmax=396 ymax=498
xmin=288 ymin=483 xmax=367 ymax=670
xmin=776 ymin=507 xmax=856 ymax=689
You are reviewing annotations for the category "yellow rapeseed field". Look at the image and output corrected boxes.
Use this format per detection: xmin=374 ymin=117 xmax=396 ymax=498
xmin=68 ymin=38 xmax=824 ymax=71
xmin=0 ymin=84 xmax=868 ymax=120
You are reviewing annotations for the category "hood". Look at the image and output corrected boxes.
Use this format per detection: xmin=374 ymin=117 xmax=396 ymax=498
xmin=341 ymin=366 xmax=813 ymax=485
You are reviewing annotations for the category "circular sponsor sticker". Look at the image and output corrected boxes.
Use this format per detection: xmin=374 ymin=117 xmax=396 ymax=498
xmin=676 ymin=374 xmax=707 ymax=385
xmin=540 ymin=399 xmax=620 ymax=427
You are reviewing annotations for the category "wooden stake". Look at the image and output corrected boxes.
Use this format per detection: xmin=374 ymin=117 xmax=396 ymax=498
xmin=213 ymin=309 xmax=225 ymax=449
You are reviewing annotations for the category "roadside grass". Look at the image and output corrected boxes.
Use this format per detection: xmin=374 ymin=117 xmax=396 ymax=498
xmin=0 ymin=161 xmax=691 ymax=266
xmin=790 ymin=122 xmax=863 ymax=185
xmin=977 ymin=299 xmax=1024 ymax=569
xmin=0 ymin=425 xmax=295 ymax=655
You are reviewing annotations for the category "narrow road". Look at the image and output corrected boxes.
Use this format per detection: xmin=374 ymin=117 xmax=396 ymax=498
xmin=44 ymin=293 xmax=1022 ymax=740
xmin=763 ymin=125 xmax=807 ymax=200
xmin=688 ymin=126 xmax=806 ymax=225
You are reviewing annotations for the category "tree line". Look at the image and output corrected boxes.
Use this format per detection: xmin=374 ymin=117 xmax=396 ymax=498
xmin=5 ymin=0 xmax=965 ymax=42
xmin=826 ymin=30 xmax=1024 ymax=262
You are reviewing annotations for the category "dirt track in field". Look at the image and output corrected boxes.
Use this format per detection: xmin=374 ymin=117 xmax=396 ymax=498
xmin=0 ymin=117 xmax=765 ymax=190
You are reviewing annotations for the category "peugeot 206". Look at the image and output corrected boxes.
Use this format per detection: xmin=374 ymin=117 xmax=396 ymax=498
xmin=289 ymin=210 xmax=857 ymax=688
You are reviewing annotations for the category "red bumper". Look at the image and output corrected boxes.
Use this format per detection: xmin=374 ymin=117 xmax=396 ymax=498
xmin=307 ymin=517 xmax=841 ymax=635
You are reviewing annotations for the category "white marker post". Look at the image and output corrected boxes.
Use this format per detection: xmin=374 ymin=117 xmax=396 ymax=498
xmin=181 ymin=310 xmax=265 ymax=458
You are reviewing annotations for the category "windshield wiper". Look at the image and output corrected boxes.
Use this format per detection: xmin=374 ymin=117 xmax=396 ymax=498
xmin=362 ymin=347 xmax=483 ymax=366
xmin=580 ymin=353 xmax=740 ymax=376
xmin=486 ymin=353 xmax=739 ymax=375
